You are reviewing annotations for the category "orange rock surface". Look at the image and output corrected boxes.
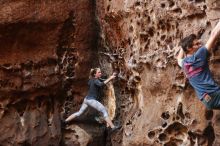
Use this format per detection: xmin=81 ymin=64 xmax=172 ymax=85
xmin=0 ymin=0 xmax=220 ymax=146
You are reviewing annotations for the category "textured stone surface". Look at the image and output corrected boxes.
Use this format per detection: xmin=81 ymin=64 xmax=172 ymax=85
xmin=1 ymin=0 xmax=220 ymax=146
xmin=97 ymin=0 xmax=220 ymax=146
xmin=0 ymin=0 xmax=101 ymax=145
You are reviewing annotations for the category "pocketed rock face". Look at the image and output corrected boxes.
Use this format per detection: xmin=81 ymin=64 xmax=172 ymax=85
xmin=96 ymin=0 xmax=220 ymax=146
xmin=1 ymin=0 xmax=220 ymax=146
xmin=0 ymin=0 xmax=101 ymax=145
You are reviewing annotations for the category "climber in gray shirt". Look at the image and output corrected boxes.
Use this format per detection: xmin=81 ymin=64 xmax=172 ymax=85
xmin=65 ymin=68 xmax=119 ymax=131
xmin=86 ymin=78 xmax=105 ymax=100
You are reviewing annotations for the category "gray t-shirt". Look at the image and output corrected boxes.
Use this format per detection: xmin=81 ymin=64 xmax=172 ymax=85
xmin=86 ymin=78 xmax=105 ymax=100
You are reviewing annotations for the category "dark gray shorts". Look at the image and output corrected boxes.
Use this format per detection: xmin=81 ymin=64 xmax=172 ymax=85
xmin=202 ymin=90 xmax=220 ymax=110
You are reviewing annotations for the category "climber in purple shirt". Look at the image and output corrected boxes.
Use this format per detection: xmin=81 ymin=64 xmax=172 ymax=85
xmin=177 ymin=20 xmax=220 ymax=110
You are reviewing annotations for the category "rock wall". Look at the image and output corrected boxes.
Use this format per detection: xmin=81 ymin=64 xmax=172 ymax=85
xmin=0 ymin=0 xmax=100 ymax=145
xmin=97 ymin=0 xmax=220 ymax=146
xmin=1 ymin=0 xmax=220 ymax=146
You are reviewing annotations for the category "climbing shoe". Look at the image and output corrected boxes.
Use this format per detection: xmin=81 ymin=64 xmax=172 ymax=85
xmin=111 ymin=125 xmax=121 ymax=132
xmin=94 ymin=116 xmax=105 ymax=124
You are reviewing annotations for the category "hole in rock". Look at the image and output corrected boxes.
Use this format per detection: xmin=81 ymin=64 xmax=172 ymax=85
xmin=157 ymin=41 xmax=160 ymax=46
xmin=173 ymin=8 xmax=182 ymax=13
xmin=204 ymin=110 xmax=213 ymax=120
xmin=164 ymin=122 xmax=187 ymax=135
xmin=161 ymin=35 xmax=166 ymax=41
xmin=13 ymin=99 xmax=27 ymax=117
xmin=162 ymin=121 xmax=167 ymax=128
xmin=144 ymin=44 xmax=149 ymax=51
xmin=135 ymin=1 xmax=141 ymax=6
xmin=128 ymin=38 xmax=131 ymax=45
xmin=161 ymin=111 xmax=170 ymax=120
xmin=2 ymin=63 xmax=11 ymax=68
xmin=107 ymin=5 xmax=110 ymax=11
xmin=158 ymin=20 xmax=167 ymax=31
xmin=126 ymin=120 xmax=132 ymax=125
xmin=148 ymin=131 xmax=155 ymax=139
xmin=191 ymin=119 xmax=198 ymax=125
xmin=176 ymin=116 xmax=180 ymax=120
xmin=148 ymin=27 xmax=154 ymax=37
xmin=75 ymin=135 xmax=79 ymax=139
xmin=161 ymin=3 xmax=166 ymax=8
xmin=134 ymin=76 xmax=141 ymax=82
xmin=177 ymin=102 xmax=184 ymax=119
xmin=184 ymin=112 xmax=190 ymax=119
xmin=166 ymin=23 xmax=171 ymax=31
xmin=140 ymin=33 xmax=149 ymax=42
xmin=195 ymin=0 xmax=205 ymax=2
xmin=147 ymin=16 xmax=151 ymax=22
xmin=159 ymin=133 xmax=168 ymax=141
xmin=23 ymin=142 xmax=31 ymax=146
xmin=206 ymin=21 xmax=211 ymax=26
xmin=168 ymin=0 xmax=175 ymax=7
xmin=129 ymin=26 xmax=134 ymax=32
xmin=188 ymin=131 xmax=196 ymax=140
xmin=203 ymin=122 xmax=215 ymax=146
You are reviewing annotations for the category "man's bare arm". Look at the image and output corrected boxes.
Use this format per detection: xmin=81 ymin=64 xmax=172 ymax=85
xmin=177 ymin=48 xmax=184 ymax=60
xmin=205 ymin=20 xmax=220 ymax=52
xmin=176 ymin=48 xmax=185 ymax=67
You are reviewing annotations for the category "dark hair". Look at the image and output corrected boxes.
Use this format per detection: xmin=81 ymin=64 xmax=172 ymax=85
xmin=89 ymin=68 xmax=100 ymax=79
xmin=180 ymin=34 xmax=197 ymax=52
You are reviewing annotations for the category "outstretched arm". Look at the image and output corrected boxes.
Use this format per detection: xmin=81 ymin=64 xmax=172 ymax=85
xmin=205 ymin=20 xmax=220 ymax=52
xmin=94 ymin=73 xmax=116 ymax=87
xmin=103 ymin=73 xmax=116 ymax=84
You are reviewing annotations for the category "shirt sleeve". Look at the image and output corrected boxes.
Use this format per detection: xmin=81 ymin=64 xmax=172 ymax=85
xmin=195 ymin=47 xmax=209 ymax=61
xmin=177 ymin=58 xmax=183 ymax=68
xmin=94 ymin=79 xmax=105 ymax=87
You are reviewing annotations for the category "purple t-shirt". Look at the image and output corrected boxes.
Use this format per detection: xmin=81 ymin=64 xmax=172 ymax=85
xmin=182 ymin=46 xmax=220 ymax=100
